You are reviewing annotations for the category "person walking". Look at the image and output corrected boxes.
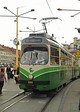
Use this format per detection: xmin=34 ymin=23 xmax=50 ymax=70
xmin=0 ymin=68 xmax=6 ymax=95
xmin=6 ymin=65 xmax=11 ymax=80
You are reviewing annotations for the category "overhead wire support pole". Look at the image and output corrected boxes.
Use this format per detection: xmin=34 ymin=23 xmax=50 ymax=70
xmin=3 ymin=6 xmax=36 ymax=69
xmin=16 ymin=7 xmax=19 ymax=68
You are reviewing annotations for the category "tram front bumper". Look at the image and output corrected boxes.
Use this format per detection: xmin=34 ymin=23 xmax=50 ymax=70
xmin=19 ymin=80 xmax=50 ymax=90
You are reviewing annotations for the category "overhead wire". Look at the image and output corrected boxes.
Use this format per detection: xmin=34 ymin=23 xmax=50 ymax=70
xmin=46 ymin=0 xmax=54 ymax=15
xmin=45 ymin=0 xmax=63 ymax=43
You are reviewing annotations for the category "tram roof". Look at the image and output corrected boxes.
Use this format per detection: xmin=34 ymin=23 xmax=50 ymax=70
xmin=22 ymin=32 xmax=59 ymax=45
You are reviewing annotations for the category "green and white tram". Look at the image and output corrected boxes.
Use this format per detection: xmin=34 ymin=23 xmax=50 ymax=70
xmin=18 ymin=32 xmax=79 ymax=92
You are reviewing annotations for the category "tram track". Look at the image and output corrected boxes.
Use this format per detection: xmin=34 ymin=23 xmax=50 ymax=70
xmin=39 ymin=87 xmax=64 ymax=112
xmin=0 ymin=79 xmax=79 ymax=112
xmin=40 ymin=93 xmax=56 ymax=112
xmin=0 ymin=91 xmax=24 ymax=106
xmin=0 ymin=84 xmax=67 ymax=112
xmin=0 ymin=92 xmax=32 ymax=112
xmin=40 ymin=79 xmax=80 ymax=112
xmin=57 ymin=79 xmax=80 ymax=112
xmin=38 ymin=80 xmax=75 ymax=112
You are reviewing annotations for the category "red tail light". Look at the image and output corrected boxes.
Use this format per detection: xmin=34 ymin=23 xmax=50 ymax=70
xmin=17 ymin=76 xmax=20 ymax=81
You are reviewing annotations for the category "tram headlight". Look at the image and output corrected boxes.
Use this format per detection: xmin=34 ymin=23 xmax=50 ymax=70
xmin=28 ymin=75 xmax=33 ymax=80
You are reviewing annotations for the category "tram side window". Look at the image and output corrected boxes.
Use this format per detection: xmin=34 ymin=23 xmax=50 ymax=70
xmin=67 ymin=56 xmax=73 ymax=66
xmin=50 ymin=46 xmax=59 ymax=65
xmin=74 ymin=60 xmax=78 ymax=66
xmin=60 ymin=51 xmax=66 ymax=65
xmin=60 ymin=50 xmax=72 ymax=66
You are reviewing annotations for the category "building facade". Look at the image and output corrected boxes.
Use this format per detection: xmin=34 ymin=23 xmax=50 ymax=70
xmin=0 ymin=44 xmax=16 ymax=67
xmin=70 ymin=37 xmax=80 ymax=50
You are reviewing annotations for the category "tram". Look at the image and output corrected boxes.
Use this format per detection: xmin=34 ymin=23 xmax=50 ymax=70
xmin=17 ymin=18 xmax=79 ymax=93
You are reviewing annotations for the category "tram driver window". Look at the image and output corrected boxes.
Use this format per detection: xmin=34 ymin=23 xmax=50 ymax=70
xmin=20 ymin=46 xmax=48 ymax=65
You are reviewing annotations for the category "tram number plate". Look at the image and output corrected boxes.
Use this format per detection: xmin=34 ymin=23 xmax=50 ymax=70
xmin=28 ymin=81 xmax=33 ymax=84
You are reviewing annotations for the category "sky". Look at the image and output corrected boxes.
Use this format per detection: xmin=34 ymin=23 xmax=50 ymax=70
xmin=0 ymin=0 xmax=80 ymax=48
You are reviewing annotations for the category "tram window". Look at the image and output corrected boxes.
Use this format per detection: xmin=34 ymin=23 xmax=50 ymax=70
xmin=51 ymin=47 xmax=59 ymax=56
xmin=74 ymin=60 xmax=78 ymax=66
xmin=50 ymin=46 xmax=59 ymax=65
xmin=20 ymin=46 xmax=48 ymax=65
xmin=24 ymin=46 xmax=47 ymax=52
xmin=50 ymin=57 xmax=59 ymax=65
xmin=60 ymin=50 xmax=73 ymax=66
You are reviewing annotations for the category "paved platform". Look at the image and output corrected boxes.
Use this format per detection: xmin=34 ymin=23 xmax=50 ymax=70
xmin=62 ymin=79 xmax=80 ymax=112
xmin=45 ymin=79 xmax=80 ymax=112
xmin=0 ymin=78 xmax=23 ymax=102
xmin=3 ymin=78 xmax=21 ymax=92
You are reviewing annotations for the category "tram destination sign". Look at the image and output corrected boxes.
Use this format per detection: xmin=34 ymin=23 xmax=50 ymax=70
xmin=22 ymin=38 xmax=42 ymax=43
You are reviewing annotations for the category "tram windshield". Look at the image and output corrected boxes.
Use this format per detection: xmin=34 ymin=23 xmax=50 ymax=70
xmin=20 ymin=46 xmax=48 ymax=65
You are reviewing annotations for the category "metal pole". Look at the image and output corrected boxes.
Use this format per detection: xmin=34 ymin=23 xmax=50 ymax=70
xmin=15 ymin=7 xmax=18 ymax=69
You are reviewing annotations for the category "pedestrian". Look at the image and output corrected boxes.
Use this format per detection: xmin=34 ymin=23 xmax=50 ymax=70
xmin=10 ymin=69 xmax=14 ymax=79
xmin=0 ymin=68 xmax=7 ymax=95
xmin=6 ymin=65 xmax=11 ymax=80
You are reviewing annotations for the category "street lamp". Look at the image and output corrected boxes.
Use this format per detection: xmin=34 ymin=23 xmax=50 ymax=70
xmin=57 ymin=8 xmax=80 ymax=11
xmin=75 ymin=28 xmax=80 ymax=33
xmin=57 ymin=8 xmax=80 ymax=17
xmin=3 ymin=6 xmax=36 ymax=69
